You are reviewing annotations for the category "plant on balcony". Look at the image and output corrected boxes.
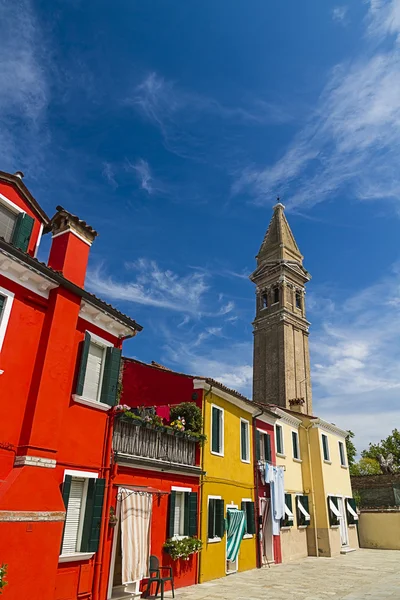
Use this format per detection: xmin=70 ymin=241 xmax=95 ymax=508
xmin=170 ymin=417 xmax=186 ymax=432
xmin=170 ymin=403 xmax=202 ymax=433
xmin=163 ymin=537 xmax=203 ymax=561
xmin=0 ymin=564 xmax=7 ymax=595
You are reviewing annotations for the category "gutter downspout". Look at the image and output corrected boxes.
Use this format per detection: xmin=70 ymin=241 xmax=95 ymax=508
xmin=197 ymin=383 xmax=212 ymax=585
xmin=300 ymin=422 xmax=319 ymax=558
xmin=253 ymin=408 xmax=263 ymax=569
xmin=93 ymin=407 xmax=115 ymax=600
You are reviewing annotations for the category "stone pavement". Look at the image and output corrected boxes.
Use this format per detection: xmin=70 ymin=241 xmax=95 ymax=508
xmin=174 ymin=550 xmax=400 ymax=599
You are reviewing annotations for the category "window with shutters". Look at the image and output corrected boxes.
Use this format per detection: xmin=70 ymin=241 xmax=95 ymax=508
xmin=292 ymin=430 xmax=300 ymax=460
xmin=275 ymin=424 xmax=284 ymax=455
xmin=281 ymin=493 xmax=294 ymax=528
xmin=60 ymin=472 xmax=105 ymax=558
xmin=241 ymin=499 xmax=256 ymax=536
xmin=296 ymin=495 xmax=310 ymax=527
xmin=240 ymin=418 xmax=250 ymax=462
xmin=328 ymin=496 xmax=341 ymax=527
xmin=168 ymin=488 xmax=198 ymax=540
xmin=0 ymin=287 xmax=14 ymax=354
xmin=0 ymin=202 xmax=17 ymax=242
xmin=208 ymin=496 xmax=224 ymax=541
xmin=339 ymin=441 xmax=347 ymax=467
xmin=74 ymin=331 xmax=122 ymax=409
xmin=172 ymin=491 xmax=186 ymax=537
xmin=211 ymin=405 xmax=224 ymax=456
xmin=322 ymin=434 xmax=330 ymax=462
xmin=257 ymin=430 xmax=272 ymax=462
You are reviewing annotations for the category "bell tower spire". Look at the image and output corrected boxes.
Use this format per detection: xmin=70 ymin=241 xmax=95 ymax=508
xmin=250 ymin=202 xmax=313 ymax=414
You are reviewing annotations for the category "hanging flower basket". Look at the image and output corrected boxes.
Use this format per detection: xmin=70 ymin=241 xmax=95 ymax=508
xmin=163 ymin=537 xmax=203 ymax=561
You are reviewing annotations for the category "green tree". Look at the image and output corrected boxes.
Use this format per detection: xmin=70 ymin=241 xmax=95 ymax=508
xmin=350 ymin=457 xmax=381 ymax=476
xmin=345 ymin=430 xmax=357 ymax=468
xmin=361 ymin=428 xmax=400 ymax=471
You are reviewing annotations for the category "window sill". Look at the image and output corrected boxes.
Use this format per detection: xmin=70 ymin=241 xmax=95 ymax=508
xmin=172 ymin=535 xmax=188 ymax=540
xmin=341 ymin=464 xmax=348 ymax=469
xmin=72 ymin=395 xmax=110 ymax=411
xmin=280 ymin=526 xmax=292 ymax=530
xmin=293 ymin=458 xmax=302 ymax=463
xmin=324 ymin=460 xmax=332 ymax=465
xmin=330 ymin=525 xmax=340 ymax=529
xmin=240 ymin=459 xmax=251 ymax=464
xmin=298 ymin=525 xmax=309 ymax=529
xmin=59 ymin=552 xmax=95 ymax=563
xmin=207 ymin=537 xmax=221 ymax=544
xmin=210 ymin=450 xmax=224 ymax=457
xmin=276 ymin=452 xmax=286 ymax=458
xmin=243 ymin=533 xmax=253 ymax=539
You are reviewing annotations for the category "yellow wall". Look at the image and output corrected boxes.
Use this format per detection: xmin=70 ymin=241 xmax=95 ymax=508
xmin=359 ymin=511 xmax=400 ymax=550
xmin=199 ymin=391 xmax=256 ymax=583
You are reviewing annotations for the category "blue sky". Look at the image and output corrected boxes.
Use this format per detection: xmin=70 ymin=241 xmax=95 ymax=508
xmin=2 ymin=0 xmax=400 ymax=453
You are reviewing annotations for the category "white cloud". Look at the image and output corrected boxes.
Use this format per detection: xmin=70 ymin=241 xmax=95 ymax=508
xmin=86 ymin=259 xmax=235 ymax=317
xmin=235 ymin=0 xmax=400 ymax=211
xmin=332 ymin=6 xmax=349 ymax=24
xmin=125 ymin=158 xmax=171 ymax=197
xmin=102 ymin=162 xmax=118 ymax=188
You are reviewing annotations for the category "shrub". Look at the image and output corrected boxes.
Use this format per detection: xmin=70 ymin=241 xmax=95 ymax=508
xmin=0 ymin=564 xmax=7 ymax=595
xmin=170 ymin=403 xmax=202 ymax=434
xmin=163 ymin=537 xmax=203 ymax=560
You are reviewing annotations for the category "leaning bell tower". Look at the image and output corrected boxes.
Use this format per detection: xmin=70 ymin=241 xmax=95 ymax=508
xmin=250 ymin=202 xmax=313 ymax=415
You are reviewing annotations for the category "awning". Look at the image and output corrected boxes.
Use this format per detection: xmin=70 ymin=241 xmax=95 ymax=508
xmin=329 ymin=498 xmax=341 ymax=518
xmin=346 ymin=500 xmax=359 ymax=521
xmin=297 ymin=497 xmax=310 ymax=521
xmin=284 ymin=502 xmax=294 ymax=520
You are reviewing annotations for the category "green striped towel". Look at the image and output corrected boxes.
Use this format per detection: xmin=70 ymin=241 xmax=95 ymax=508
xmin=226 ymin=508 xmax=246 ymax=562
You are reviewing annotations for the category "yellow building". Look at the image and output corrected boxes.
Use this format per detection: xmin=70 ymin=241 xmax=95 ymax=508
xmin=271 ymin=407 xmax=359 ymax=560
xmin=193 ymin=378 xmax=258 ymax=583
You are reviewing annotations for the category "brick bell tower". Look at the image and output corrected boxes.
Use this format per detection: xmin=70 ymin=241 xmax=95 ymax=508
xmin=250 ymin=202 xmax=313 ymax=415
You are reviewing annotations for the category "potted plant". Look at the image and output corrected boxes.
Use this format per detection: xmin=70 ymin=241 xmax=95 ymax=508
xmin=163 ymin=537 xmax=203 ymax=561
xmin=109 ymin=506 xmax=118 ymax=528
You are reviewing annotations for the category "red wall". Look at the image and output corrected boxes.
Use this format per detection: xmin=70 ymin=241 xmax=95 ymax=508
xmin=100 ymin=466 xmax=200 ymax=599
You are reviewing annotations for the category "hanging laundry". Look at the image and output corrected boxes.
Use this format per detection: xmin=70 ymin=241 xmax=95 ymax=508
xmin=226 ymin=508 xmax=246 ymax=562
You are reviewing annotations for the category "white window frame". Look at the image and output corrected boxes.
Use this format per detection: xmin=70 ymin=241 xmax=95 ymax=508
xmin=291 ymin=430 xmax=301 ymax=461
xmin=171 ymin=485 xmax=192 ymax=540
xmin=240 ymin=418 xmax=250 ymax=463
xmin=208 ymin=495 xmax=222 ymax=543
xmin=321 ymin=433 xmax=331 ymax=463
xmin=338 ymin=441 xmax=347 ymax=468
xmin=0 ymin=193 xmax=25 ymax=245
xmin=210 ymin=404 xmax=224 ymax=457
xmin=275 ymin=423 xmax=285 ymax=456
xmin=0 ymin=286 xmax=14 ymax=354
xmin=59 ymin=469 xmax=98 ymax=562
xmin=72 ymin=332 xmax=113 ymax=411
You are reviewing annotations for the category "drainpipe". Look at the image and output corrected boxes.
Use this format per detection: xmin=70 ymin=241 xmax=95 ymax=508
xmin=197 ymin=383 xmax=212 ymax=585
xmin=93 ymin=407 xmax=115 ymax=600
xmin=299 ymin=422 xmax=319 ymax=558
xmin=253 ymin=409 xmax=263 ymax=569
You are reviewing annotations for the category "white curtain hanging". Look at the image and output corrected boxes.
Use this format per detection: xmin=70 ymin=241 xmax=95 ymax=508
xmin=120 ymin=489 xmax=153 ymax=585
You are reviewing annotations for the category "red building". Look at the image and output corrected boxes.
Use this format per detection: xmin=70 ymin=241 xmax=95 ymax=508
xmin=254 ymin=410 xmax=282 ymax=566
xmin=0 ymin=171 xmax=142 ymax=600
xmin=100 ymin=358 xmax=202 ymax=599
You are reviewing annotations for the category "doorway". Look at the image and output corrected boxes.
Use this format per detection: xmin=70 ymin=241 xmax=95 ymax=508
xmin=337 ymin=497 xmax=348 ymax=546
xmin=260 ymin=497 xmax=274 ymax=565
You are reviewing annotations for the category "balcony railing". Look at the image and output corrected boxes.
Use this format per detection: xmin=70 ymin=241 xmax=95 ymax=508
xmin=113 ymin=419 xmax=197 ymax=467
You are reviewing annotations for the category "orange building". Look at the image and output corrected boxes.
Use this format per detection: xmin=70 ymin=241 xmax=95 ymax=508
xmin=0 ymin=171 xmax=142 ymax=600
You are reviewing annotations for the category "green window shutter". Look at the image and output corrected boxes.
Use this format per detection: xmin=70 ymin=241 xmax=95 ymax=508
xmin=328 ymin=496 xmax=340 ymax=526
xmin=347 ymin=498 xmax=357 ymax=525
xmin=100 ymin=347 xmax=122 ymax=406
xmin=188 ymin=492 xmax=198 ymax=537
xmin=75 ymin=332 xmax=91 ymax=396
xmin=211 ymin=407 xmax=220 ymax=453
xmin=168 ymin=491 xmax=176 ymax=538
xmin=264 ymin=433 xmax=271 ymax=462
xmin=255 ymin=430 xmax=261 ymax=461
xmin=215 ymin=499 xmax=225 ymax=538
xmin=281 ymin=493 xmax=293 ymax=527
xmin=292 ymin=431 xmax=299 ymax=459
xmin=276 ymin=425 xmax=282 ymax=454
xmin=81 ymin=479 xmax=96 ymax=551
xmin=245 ymin=501 xmax=256 ymax=535
xmin=12 ymin=212 xmax=34 ymax=252
xmin=241 ymin=421 xmax=247 ymax=460
xmin=60 ymin=475 xmax=73 ymax=552
xmin=85 ymin=478 xmax=106 ymax=552
xmin=0 ymin=295 xmax=5 ymax=316
xmin=297 ymin=495 xmax=310 ymax=527
xmin=208 ymin=499 xmax=215 ymax=539
xmin=322 ymin=435 xmax=329 ymax=461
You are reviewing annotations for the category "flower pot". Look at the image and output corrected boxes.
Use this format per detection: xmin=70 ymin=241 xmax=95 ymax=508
xmin=166 ymin=429 xmax=174 ymax=436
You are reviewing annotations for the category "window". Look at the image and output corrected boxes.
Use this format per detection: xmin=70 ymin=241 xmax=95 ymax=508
xmin=61 ymin=473 xmax=105 ymax=557
xmin=240 ymin=419 xmax=250 ymax=462
xmin=0 ymin=287 xmax=14 ymax=353
xmin=273 ymin=287 xmax=279 ymax=304
xmin=168 ymin=490 xmax=198 ymax=538
xmin=328 ymin=496 xmax=341 ymax=527
xmin=211 ymin=405 xmax=224 ymax=455
xmin=241 ymin=500 xmax=256 ymax=535
xmin=346 ymin=498 xmax=359 ymax=525
xmin=0 ymin=202 xmax=17 ymax=242
xmin=256 ymin=430 xmax=271 ymax=462
xmin=262 ymin=293 xmax=268 ymax=308
xmin=281 ymin=493 xmax=294 ymax=527
xmin=276 ymin=424 xmax=284 ymax=455
xmin=292 ymin=431 xmax=300 ymax=460
xmin=322 ymin=434 xmax=330 ymax=462
xmin=208 ymin=497 xmax=225 ymax=540
xmin=339 ymin=441 xmax=346 ymax=467
xmin=295 ymin=291 xmax=302 ymax=310
xmin=296 ymin=495 xmax=310 ymax=527
xmin=74 ymin=332 xmax=122 ymax=407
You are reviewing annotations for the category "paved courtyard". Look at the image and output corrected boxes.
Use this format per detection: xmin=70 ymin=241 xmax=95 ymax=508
xmin=175 ymin=550 xmax=400 ymax=599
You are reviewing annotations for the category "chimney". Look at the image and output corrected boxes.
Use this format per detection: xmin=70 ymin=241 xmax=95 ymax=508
xmin=47 ymin=206 xmax=98 ymax=287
